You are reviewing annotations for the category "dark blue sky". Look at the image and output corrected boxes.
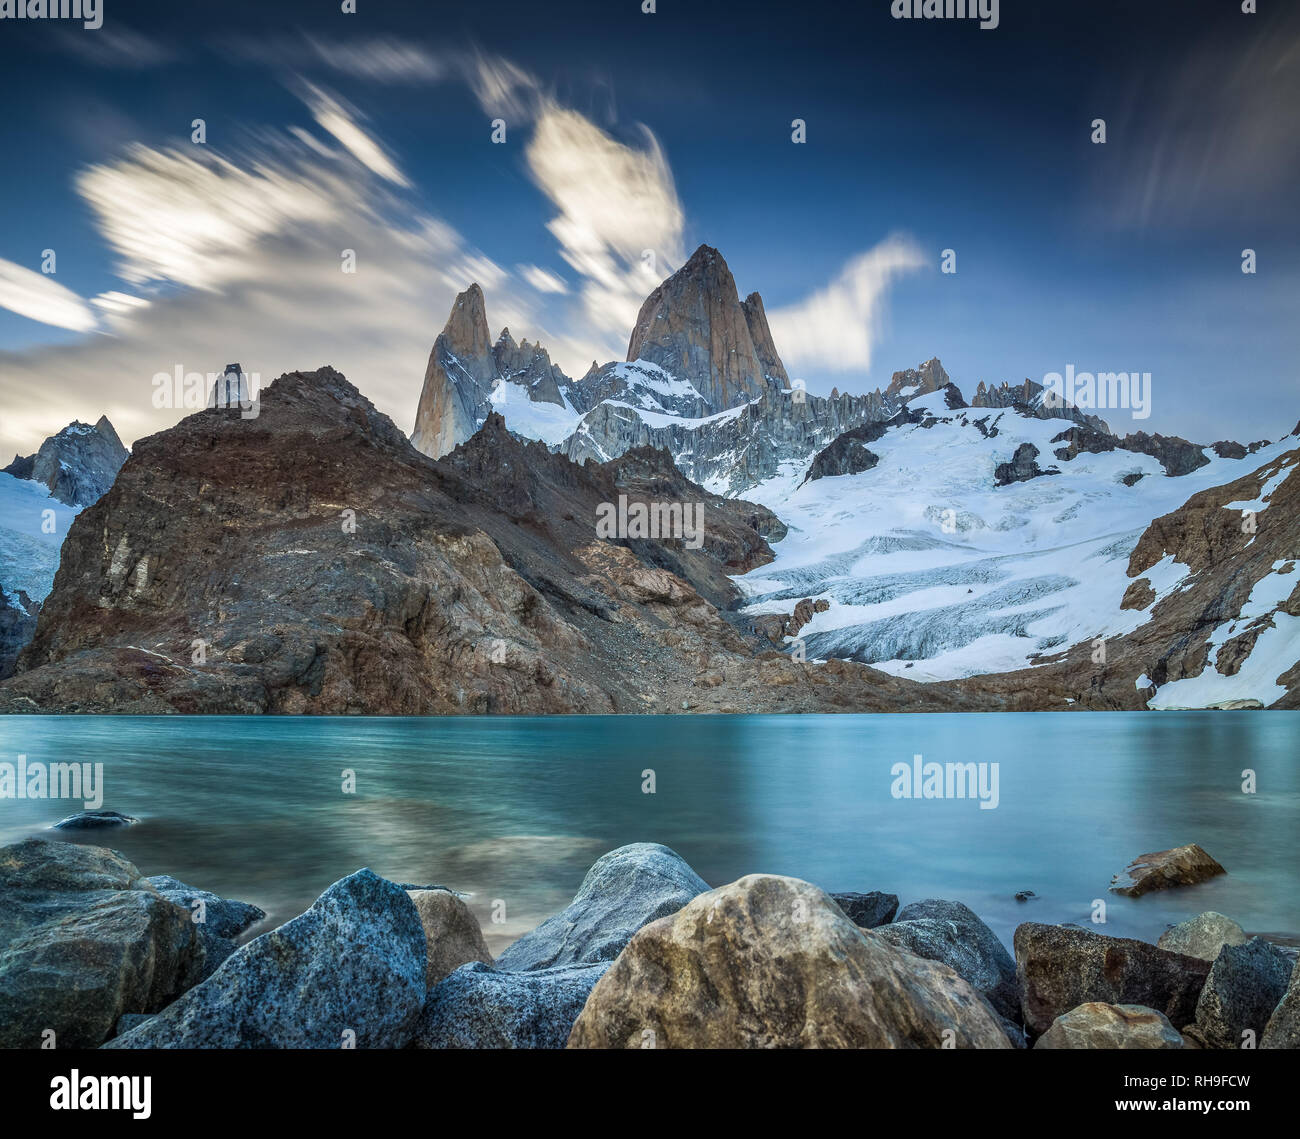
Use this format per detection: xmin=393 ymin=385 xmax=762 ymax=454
xmin=0 ymin=0 xmax=1296 ymax=452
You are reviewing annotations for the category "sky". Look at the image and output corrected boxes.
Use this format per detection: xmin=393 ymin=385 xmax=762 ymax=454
xmin=0 ymin=0 xmax=1296 ymax=462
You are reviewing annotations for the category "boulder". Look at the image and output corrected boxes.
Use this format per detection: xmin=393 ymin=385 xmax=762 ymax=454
xmin=0 ymin=838 xmax=204 ymax=1048
xmin=1014 ymin=923 xmax=1211 ymax=1036
xmin=496 ymin=843 xmax=708 ymax=971
xmin=143 ymin=874 xmax=266 ymax=982
xmin=875 ymin=899 xmax=1019 ymax=1021
xmin=829 ymin=890 xmax=899 ymax=928
xmin=1190 ymin=936 xmax=1293 ymax=1049
xmin=1157 ymin=912 xmax=1248 ymax=961
xmin=1109 ymin=844 xmax=1226 ymax=897
xmin=105 ymin=869 xmax=426 ymax=1048
xmin=414 ymin=961 xmax=607 ymax=1048
xmin=568 ymin=875 xmax=1012 ymax=1048
xmin=1033 ymin=1003 xmax=1184 ymax=1049
xmin=406 ymin=888 xmax=494 ymax=987
xmin=1262 ymin=963 xmax=1300 ymax=1048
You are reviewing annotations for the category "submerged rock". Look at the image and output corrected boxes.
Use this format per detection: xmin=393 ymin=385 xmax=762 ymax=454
xmin=875 ymin=899 xmax=1019 ymax=1021
xmin=106 ymin=869 xmax=426 ymax=1049
xmin=1189 ymin=936 xmax=1294 ymax=1049
xmin=1157 ymin=912 xmax=1248 ymax=961
xmin=0 ymin=838 xmax=203 ymax=1048
xmin=1109 ymin=844 xmax=1226 ymax=897
xmin=829 ymin=890 xmax=899 ymax=928
xmin=568 ymin=875 xmax=1012 ymax=1049
xmin=414 ymin=961 xmax=606 ymax=1049
xmin=1034 ymin=1003 xmax=1184 ymax=1049
xmin=496 ymin=843 xmax=709 ymax=971
xmin=1014 ymin=923 xmax=1211 ymax=1036
xmin=52 ymin=810 xmax=138 ymax=830
xmin=406 ymin=888 xmax=494 ymax=987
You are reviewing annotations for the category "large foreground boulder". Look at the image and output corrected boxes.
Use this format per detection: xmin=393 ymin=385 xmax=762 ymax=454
xmin=106 ymin=869 xmax=426 ymax=1048
xmin=1157 ymin=912 xmax=1247 ymax=961
xmin=1033 ymin=1003 xmax=1184 ymax=1049
xmin=1014 ymin=923 xmax=1211 ymax=1036
xmin=414 ymin=961 xmax=607 ymax=1048
xmin=496 ymin=843 xmax=708 ymax=971
xmin=829 ymin=891 xmax=898 ymax=928
xmin=875 ymin=899 xmax=1019 ymax=1021
xmin=145 ymin=874 xmax=265 ymax=981
xmin=0 ymin=839 xmax=205 ymax=1048
xmin=1262 ymin=964 xmax=1300 ymax=1048
xmin=407 ymin=888 xmax=494 ymax=987
xmin=1189 ymin=936 xmax=1293 ymax=1048
xmin=568 ymin=875 xmax=1013 ymax=1048
xmin=1109 ymin=844 xmax=1226 ymax=897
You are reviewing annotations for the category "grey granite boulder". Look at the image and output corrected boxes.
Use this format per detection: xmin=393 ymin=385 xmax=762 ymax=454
xmin=1189 ymin=936 xmax=1293 ymax=1048
xmin=52 ymin=810 xmax=138 ymax=830
xmin=829 ymin=891 xmax=899 ymax=928
xmin=1157 ymin=912 xmax=1248 ymax=961
xmin=105 ymin=869 xmax=426 ymax=1048
xmin=1262 ymin=962 xmax=1300 ymax=1048
xmin=143 ymin=874 xmax=266 ymax=982
xmin=1033 ymin=1003 xmax=1185 ymax=1049
xmin=875 ymin=899 xmax=1019 ymax=1021
xmin=496 ymin=843 xmax=708 ymax=971
xmin=413 ymin=961 xmax=607 ymax=1048
xmin=0 ymin=838 xmax=204 ymax=1048
xmin=1014 ymin=922 xmax=1211 ymax=1036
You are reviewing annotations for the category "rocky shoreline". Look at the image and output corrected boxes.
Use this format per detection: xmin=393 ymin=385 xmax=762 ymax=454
xmin=1 ymin=838 xmax=1296 ymax=1049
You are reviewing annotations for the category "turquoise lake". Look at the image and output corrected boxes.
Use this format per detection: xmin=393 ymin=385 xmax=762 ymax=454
xmin=0 ymin=713 xmax=1296 ymax=955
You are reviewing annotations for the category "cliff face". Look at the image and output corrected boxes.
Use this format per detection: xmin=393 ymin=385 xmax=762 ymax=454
xmin=410 ymin=285 xmax=499 ymax=459
xmin=1 ymin=367 xmax=970 ymax=715
xmin=625 ymin=245 xmax=783 ymax=412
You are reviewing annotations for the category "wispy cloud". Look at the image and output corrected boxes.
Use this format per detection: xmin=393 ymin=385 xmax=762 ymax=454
xmin=769 ymin=236 xmax=928 ymax=374
xmin=0 ymin=260 xmax=99 ymax=332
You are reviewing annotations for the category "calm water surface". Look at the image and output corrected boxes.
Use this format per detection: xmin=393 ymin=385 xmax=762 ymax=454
xmin=1 ymin=713 xmax=1296 ymax=955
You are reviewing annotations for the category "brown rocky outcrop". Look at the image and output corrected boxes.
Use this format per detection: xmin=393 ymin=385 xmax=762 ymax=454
xmin=0 ymin=367 xmax=976 ymax=716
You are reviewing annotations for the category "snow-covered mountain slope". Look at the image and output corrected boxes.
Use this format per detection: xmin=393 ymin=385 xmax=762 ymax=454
xmin=0 ymin=471 xmax=84 ymax=604
xmin=735 ymin=387 xmax=1297 ymax=690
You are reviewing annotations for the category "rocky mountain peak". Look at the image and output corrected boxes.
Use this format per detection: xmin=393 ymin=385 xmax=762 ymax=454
xmin=625 ymin=243 xmax=781 ymax=412
xmin=2 ymin=415 xmax=129 ymax=507
xmin=441 ymin=284 xmax=491 ymax=361
xmin=885 ymin=358 xmax=951 ymax=401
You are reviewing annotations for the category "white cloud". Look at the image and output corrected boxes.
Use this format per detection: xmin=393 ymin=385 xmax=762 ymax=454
xmin=526 ymin=108 xmax=685 ymax=357
xmin=518 ymin=265 xmax=568 ymax=294
xmin=0 ymin=260 xmax=98 ymax=332
xmin=769 ymin=235 xmax=927 ymax=374
xmin=301 ymin=84 xmax=411 ymax=188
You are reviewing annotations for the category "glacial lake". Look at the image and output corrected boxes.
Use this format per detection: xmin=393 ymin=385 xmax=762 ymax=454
xmin=1 ymin=713 xmax=1296 ymax=956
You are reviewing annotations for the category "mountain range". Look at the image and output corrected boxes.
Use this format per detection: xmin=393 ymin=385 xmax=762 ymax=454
xmin=1 ymin=245 xmax=1296 ymax=711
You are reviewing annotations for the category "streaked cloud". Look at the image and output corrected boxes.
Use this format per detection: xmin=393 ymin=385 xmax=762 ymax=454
xmin=518 ymin=265 xmax=568 ymax=294
xmin=301 ymin=84 xmax=412 ymax=188
xmin=0 ymin=260 xmax=98 ymax=332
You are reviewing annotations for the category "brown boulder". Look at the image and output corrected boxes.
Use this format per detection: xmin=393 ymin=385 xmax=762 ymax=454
xmin=568 ymin=875 xmax=1012 ymax=1049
